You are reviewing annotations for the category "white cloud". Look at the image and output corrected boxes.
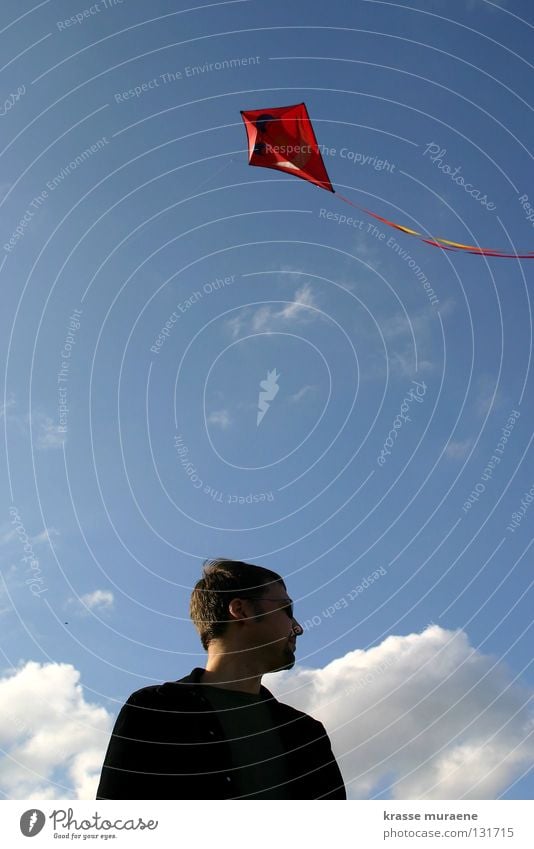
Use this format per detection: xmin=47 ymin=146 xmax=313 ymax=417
xmin=226 ymin=283 xmax=320 ymax=339
xmin=0 ymin=397 xmax=16 ymax=419
xmin=445 ymin=439 xmax=474 ymax=459
xmin=207 ymin=409 xmax=232 ymax=429
xmin=0 ymin=522 xmax=59 ymax=551
xmin=349 ymin=230 xmax=384 ymax=271
xmin=361 ymin=299 xmax=454 ymax=383
xmin=278 ymin=283 xmax=317 ymax=321
xmin=0 ymin=525 xmax=17 ymax=546
xmin=0 ymin=397 xmax=27 ymax=435
xmin=79 ymin=589 xmax=114 ymax=612
xmin=32 ymin=527 xmax=60 ymax=545
xmin=289 ymin=385 xmax=317 ymax=403
xmin=0 ymin=661 xmax=113 ymax=799
xmin=389 ymin=349 xmax=434 ymax=378
xmin=251 ymin=305 xmax=274 ymax=332
xmin=474 ymin=375 xmax=504 ymax=418
xmin=225 ymin=315 xmax=243 ymax=340
xmin=264 ymin=626 xmax=533 ymax=799
xmin=0 ymin=402 xmax=66 ymax=449
xmin=381 ymin=300 xmax=454 ymax=343
xmin=32 ymin=413 xmax=65 ymax=450
xmin=382 ymin=311 xmax=423 ymax=341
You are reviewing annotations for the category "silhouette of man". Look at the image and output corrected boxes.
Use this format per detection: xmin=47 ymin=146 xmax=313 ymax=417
xmin=96 ymin=558 xmax=346 ymax=799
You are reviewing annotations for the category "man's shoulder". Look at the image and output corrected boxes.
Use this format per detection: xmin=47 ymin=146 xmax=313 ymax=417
xmin=125 ymin=674 xmax=200 ymax=709
xmin=127 ymin=682 xmax=183 ymax=701
xmin=124 ymin=672 xmax=324 ymax=732
xmin=259 ymin=685 xmax=325 ymax=736
xmin=270 ymin=696 xmax=324 ymax=732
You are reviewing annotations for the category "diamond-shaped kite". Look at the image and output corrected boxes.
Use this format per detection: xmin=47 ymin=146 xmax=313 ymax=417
xmin=240 ymin=102 xmax=533 ymax=259
xmin=241 ymin=102 xmax=334 ymax=193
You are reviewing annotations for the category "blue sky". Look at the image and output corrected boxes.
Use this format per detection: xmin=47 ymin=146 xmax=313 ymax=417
xmin=1 ymin=0 xmax=533 ymax=800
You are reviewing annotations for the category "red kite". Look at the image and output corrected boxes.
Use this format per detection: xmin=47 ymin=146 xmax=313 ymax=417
xmin=241 ymin=103 xmax=333 ymax=193
xmin=241 ymin=102 xmax=533 ymax=259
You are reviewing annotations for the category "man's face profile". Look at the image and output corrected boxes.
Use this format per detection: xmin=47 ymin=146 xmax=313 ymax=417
xmin=231 ymin=584 xmax=302 ymax=674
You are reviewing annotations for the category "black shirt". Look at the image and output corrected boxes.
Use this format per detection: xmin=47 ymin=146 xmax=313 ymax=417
xmin=201 ymin=684 xmax=289 ymax=798
xmin=96 ymin=667 xmax=346 ymax=800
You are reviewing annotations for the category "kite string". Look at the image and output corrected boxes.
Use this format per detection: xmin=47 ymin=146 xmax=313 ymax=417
xmin=188 ymin=155 xmax=235 ymax=198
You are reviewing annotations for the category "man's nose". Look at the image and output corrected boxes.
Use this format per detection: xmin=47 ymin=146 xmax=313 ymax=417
xmin=292 ymin=619 xmax=303 ymax=636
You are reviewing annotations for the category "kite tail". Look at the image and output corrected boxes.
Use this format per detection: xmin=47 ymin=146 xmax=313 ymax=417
xmin=335 ymin=192 xmax=534 ymax=259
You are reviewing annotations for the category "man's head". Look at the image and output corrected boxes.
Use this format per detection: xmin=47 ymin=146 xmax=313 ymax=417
xmin=189 ymin=558 xmax=303 ymax=672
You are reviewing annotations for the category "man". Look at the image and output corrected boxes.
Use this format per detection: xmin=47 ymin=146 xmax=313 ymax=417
xmin=96 ymin=558 xmax=346 ymax=799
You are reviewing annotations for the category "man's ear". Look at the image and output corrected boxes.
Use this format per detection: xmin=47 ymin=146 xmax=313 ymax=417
xmin=228 ymin=597 xmax=256 ymax=622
